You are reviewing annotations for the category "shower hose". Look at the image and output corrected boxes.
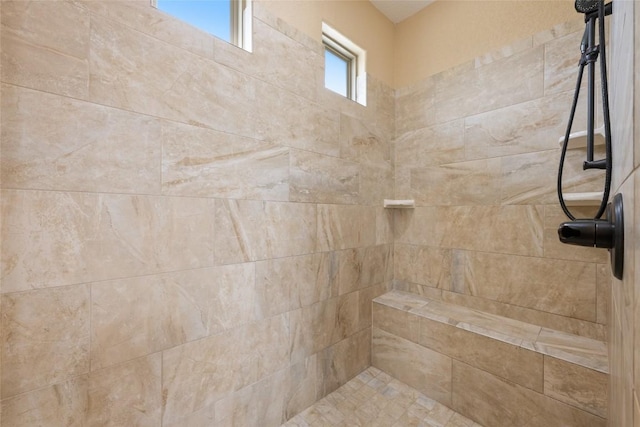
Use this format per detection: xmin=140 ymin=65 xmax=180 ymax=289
xmin=557 ymin=0 xmax=612 ymax=221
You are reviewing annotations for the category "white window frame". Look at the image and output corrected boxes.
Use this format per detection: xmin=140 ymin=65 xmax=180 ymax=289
xmin=151 ymin=0 xmax=252 ymax=52
xmin=322 ymin=22 xmax=366 ymax=106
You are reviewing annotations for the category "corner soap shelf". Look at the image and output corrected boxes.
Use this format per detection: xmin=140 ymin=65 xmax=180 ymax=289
xmin=558 ymin=126 xmax=605 ymax=149
xmin=384 ymin=199 xmax=415 ymax=209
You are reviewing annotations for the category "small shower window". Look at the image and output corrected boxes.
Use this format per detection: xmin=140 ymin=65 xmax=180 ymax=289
xmin=152 ymin=0 xmax=252 ymax=52
xmin=322 ymin=23 xmax=366 ymax=106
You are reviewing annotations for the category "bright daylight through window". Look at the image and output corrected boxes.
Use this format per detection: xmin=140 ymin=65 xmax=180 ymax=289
xmin=152 ymin=0 xmax=252 ymax=51
xmin=322 ymin=23 xmax=366 ymax=106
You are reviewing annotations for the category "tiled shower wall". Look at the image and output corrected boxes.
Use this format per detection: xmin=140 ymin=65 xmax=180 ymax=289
xmin=0 ymin=1 xmax=394 ymax=425
xmin=609 ymin=1 xmax=638 ymax=425
xmin=393 ymin=19 xmax=612 ymax=341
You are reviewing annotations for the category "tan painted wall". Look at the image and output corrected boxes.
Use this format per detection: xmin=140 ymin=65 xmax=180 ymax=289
xmin=395 ymin=0 xmax=578 ymax=87
xmin=261 ymin=0 xmax=578 ymax=89
xmin=260 ymin=0 xmax=395 ymax=88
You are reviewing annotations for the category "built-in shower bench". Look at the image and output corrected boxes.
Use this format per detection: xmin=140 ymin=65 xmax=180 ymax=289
xmin=372 ymin=290 xmax=608 ymax=427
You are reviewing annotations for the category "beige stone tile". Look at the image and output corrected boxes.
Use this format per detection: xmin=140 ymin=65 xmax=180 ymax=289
xmin=544 ymin=355 xmax=608 ymax=418
xmin=434 ymin=46 xmax=544 ymax=124
xmin=316 ymin=204 xmax=376 ymax=251
xmin=162 ymin=404 xmax=216 ymax=427
xmin=376 ymin=207 xmax=394 ymax=246
xmin=317 ymin=328 xmax=371 ymax=397
xmin=285 ymin=355 xmax=319 ymax=420
xmin=257 ymin=252 xmax=338 ymax=316
xmin=256 ymin=82 xmax=341 ymax=157
xmin=359 ymin=162 xmax=394 ymax=206
xmin=1 ymin=285 xmax=89 ymax=398
xmin=412 ymin=298 xmax=541 ymax=347
xmin=395 ymin=77 xmax=437 ymax=135
xmin=290 ymin=149 xmax=360 ymax=204
xmin=395 ymin=244 xmax=452 ymax=290
xmin=161 ymin=326 xmax=257 ymax=424
xmin=1 ymin=190 xmax=214 ymax=293
xmin=410 ymin=158 xmax=501 ymax=206
xmin=89 ymin=17 xmax=257 ymax=136
xmin=544 ymin=30 xmax=585 ymax=96
xmin=251 ymin=313 xmax=291 ymax=379
xmin=290 ymin=299 xmax=337 ymax=363
xmin=464 ymin=90 xmax=587 ymax=161
xmin=373 ymin=303 xmax=420 ymax=343
xmin=1 ymin=85 xmax=162 ymax=194
xmin=161 ymin=121 xmax=289 ymax=200
xmin=372 ymin=328 xmax=451 ymax=406
xmin=336 ymin=248 xmax=365 ymax=295
xmin=534 ymin=328 xmax=608 ymax=373
xmin=597 ymin=263 xmax=611 ymax=325
xmin=395 ymin=205 xmax=544 ymax=256
xmin=1 ymin=1 xmax=89 ymax=99
xmin=215 ymin=368 xmax=287 ymax=427
xmin=332 ymin=292 xmax=360 ymax=343
xmin=374 ymin=290 xmax=430 ymax=312
xmin=418 ymin=316 xmax=544 ymax=392
xmin=358 ymin=284 xmax=389 ymax=332
xmin=340 ymin=113 xmax=390 ymax=166
xmin=502 ymin=148 xmax=606 ymax=205
xmin=362 ymin=245 xmax=393 ymax=286
xmin=456 ymin=251 xmax=597 ymax=321
xmin=441 ymin=289 xmax=606 ymax=341
xmin=91 ymin=264 xmax=256 ymax=370
xmin=452 ymin=361 xmax=606 ymax=427
xmin=214 ymin=199 xmax=316 ymax=264
xmin=216 ymin=18 xmax=319 ymax=103
xmin=87 ymin=354 xmax=162 ymax=427
xmin=395 ymin=120 xmax=465 ymax=169
xmin=82 ymin=0 xmax=215 ymax=59
xmin=0 ymin=374 xmax=88 ymax=427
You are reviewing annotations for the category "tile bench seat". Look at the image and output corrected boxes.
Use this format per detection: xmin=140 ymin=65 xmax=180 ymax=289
xmin=372 ymin=290 xmax=608 ymax=427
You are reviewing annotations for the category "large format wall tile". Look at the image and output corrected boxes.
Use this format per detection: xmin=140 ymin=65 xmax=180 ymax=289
xmin=454 ymin=251 xmax=596 ymax=321
xmin=340 ymin=114 xmax=390 ymax=166
xmin=80 ymin=0 xmax=215 ymax=60
xmin=544 ymin=30 xmax=584 ymax=96
xmin=317 ymin=204 xmax=376 ymax=251
xmin=464 ymin=90 xmax=587 ymax=160
xmin=256 ymin=253 xmax=338 ymax=318
xmin=452 ymin=361 xmax=606 ymax=427
xmin=86 ymin=355 xmax=162 ymax=427
xmin=162 ymin=121 xmax=289 ymax=200
xmin=394 ymin=205 xmax=544 ymax=257
xmin=1 ymin=190 xmax=214 ymax=293
xmin=214 ymin=199 xmax=316 ymax=264
xmin=409 ymin=158 xmax=502 ymax=206
xmin=1 ymin=1 xmax=89 ymax=99
xmin=2 ymin=85 xmax=162 ymax=194
xmin=417 ymin=317 xmax=544 ymax=392
xmin=433 ymin=46 xmax=544 ymax=124
xmin=91 ymin=264 xmax=256 ymax=370
xmin=544 ymin=355 xmax=608 ymax=418
xmin=394 ymin=244 xmax=452 ymax=290
xmin=372 ymin=328 xmax=452 ymax=406
xmin=394 ymin=120 xmax=465 ymax=169
xmin=1 ymin=285 xmax=90 ymax=398
xmin=89 ymin=17 xmax=257 ymax=136
xmin=161 ymin=327 xmax=257 ymax=425
xmin=1 ymin=376 xmax=88 ymax=427
xmin=290 ymin=149 xmax=360 ymax=204
xmin=318 ymin=328 xmax=371 ymax=397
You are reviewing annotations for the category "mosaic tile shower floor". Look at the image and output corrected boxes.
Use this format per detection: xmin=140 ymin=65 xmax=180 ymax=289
xmin=282 ymin=367 xmax=483 ymax=427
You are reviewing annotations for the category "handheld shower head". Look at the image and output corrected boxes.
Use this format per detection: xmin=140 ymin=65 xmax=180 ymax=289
xmin=575 ymin=0 xmax=601 ymax=14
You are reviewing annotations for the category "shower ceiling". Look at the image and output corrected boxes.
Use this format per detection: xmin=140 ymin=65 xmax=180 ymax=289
xmin=370 ymin=0 xmax=435 ymax=23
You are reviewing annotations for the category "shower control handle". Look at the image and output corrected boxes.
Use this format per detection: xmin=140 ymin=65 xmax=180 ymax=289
xmin=558 ymin=219 xmax=614 ymax=248
xmin=557 ymin=193 xmax=624 ymax=279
